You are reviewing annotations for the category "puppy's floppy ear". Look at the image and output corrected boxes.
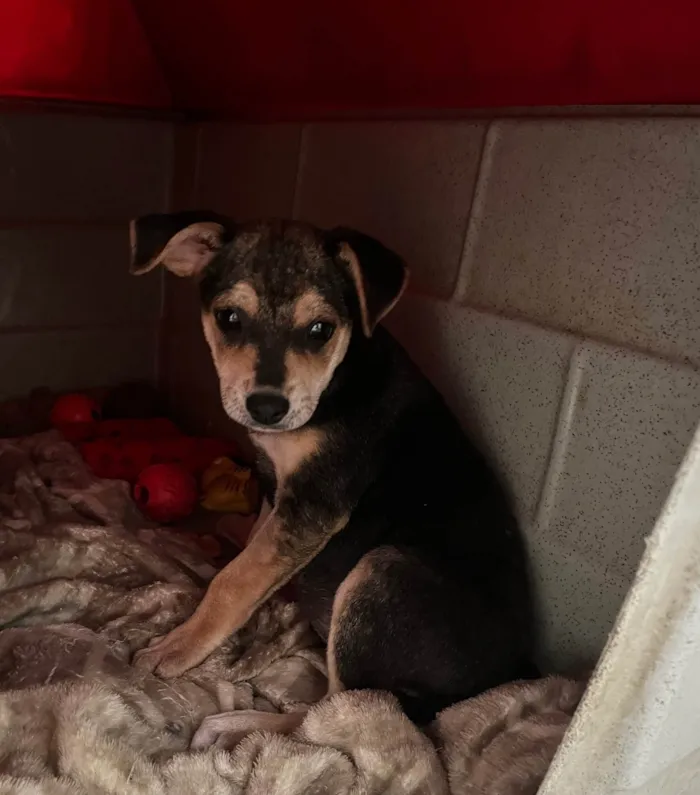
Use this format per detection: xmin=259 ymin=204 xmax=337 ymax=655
xmin=129 ymin=211 xmax=232 ymax=277
xmin=326 ymin=227 xmax=409 ymax=336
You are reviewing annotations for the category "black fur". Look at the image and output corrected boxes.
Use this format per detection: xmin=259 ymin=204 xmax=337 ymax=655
xmin=285 ymin=327 xmax=535 ymax=722
xmin=133 ymin=215 xmax=535 ymax=723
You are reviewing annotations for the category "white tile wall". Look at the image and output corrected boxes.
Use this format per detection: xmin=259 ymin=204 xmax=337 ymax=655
xmin=386 ymin=295 xmax=573 ymax=527
xmin=460 ymin=119 xmax=700 ymax=367
xmin=0 ymin=226 xmax=159 ymax=328
xmin=0 ymin=327 xmax=157 ymax=400
xmin=195 ymin=123 xmax=302 ymax=218
xmin=531 ymin=342 xmax=700 ymax=668
xmin=168 ymin=116 xmax=700 ymax=670
xmin=537 ymin=342 xmax=700 ymax=582
xmin=0 ymin=113 xmax=172 ymax=220
xmin=295 ymin=122 xmax=485 ymax=296
xmin=0 ymin=112 xmax=170 ymax=400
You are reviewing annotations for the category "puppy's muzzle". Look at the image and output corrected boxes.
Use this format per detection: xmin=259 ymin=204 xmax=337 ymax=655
xmin=246 ymin=391 xmax=290 ymax=426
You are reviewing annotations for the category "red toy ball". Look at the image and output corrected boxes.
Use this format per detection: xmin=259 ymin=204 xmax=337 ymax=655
xmin=50 ymin=393 xmax=101 ymax=426
xmin=133 ymin=463 xmax=198 ymax=524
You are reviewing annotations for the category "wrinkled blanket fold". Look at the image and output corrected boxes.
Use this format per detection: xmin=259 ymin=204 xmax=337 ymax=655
xmin=0 ymin=431 xmax=584 ymax=794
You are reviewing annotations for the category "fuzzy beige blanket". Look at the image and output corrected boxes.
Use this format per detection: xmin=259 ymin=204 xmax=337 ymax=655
xmin=0 ymin=431 xmax=584 ymax=795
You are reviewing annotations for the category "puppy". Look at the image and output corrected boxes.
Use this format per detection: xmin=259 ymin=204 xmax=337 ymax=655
xmin=130 ymin=213 xmax=534 ymax=723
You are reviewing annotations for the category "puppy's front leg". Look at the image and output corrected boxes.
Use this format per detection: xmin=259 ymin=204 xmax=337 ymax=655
xmin=133 ymin=503 xmax=346 ymax=678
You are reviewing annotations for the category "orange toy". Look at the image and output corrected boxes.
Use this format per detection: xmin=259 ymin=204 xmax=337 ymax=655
xmin=201 ymin=457 xmax=258 ymax=514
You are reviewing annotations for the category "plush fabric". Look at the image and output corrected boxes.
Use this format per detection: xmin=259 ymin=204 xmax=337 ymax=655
xmin=0 ymin=431 xmax=583 ymax=794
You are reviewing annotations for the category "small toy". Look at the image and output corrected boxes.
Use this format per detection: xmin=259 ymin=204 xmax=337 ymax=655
xmin=50 ymin=393 xmax=101 ymax=426
xmin=50 ymin=393 xmax=102 ymax=443
xmin=80 ymin=434 xmax=236 ymax=483
xmin=133 ymin=463 xmax=198 ymax=523
xmin=201 ymin=456 xmax=258 ymax=514
xmin=81 ymin=438 xmax=157 ymax=482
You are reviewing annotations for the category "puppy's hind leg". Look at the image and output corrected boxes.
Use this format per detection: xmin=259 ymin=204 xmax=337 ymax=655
xmin=326 ymin=545 xmax=521 ymax=725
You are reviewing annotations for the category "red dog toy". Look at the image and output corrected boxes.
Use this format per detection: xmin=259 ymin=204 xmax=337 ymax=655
xmin=50 ymin=393 xmax=101 ymax=425
xmin=133 ymin=463 xmax=198 ymax=523
xmin=50 ymin=393 xmax=101 ymax=443
xmin=81 ymin=435 xmax=236 ymax=483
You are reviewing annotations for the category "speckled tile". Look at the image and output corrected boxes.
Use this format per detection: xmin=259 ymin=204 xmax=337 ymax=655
xmin=163 ymin=274 xmax=201 ymax=331
xmin=385 ymin=294 xmax=573 ymax=527
xmin=0 ymin=114 xmax=171 ymax=219
xmin=296 ymin=122 xmax=486 ymax=297
xmin=161 ymin=326 xmax=245 ymax=444
xmin=0 ymin=327 xmax=157 ymax=399
xmin=0 ymin=226 xmax=160 ymax=328
xmin=539 ymin=426 xmax=700 ymax=795
xmin=535 ymin=342 xmax=700 ymax=579
xmin=528 ymin=533 xmax=631 ymax=671
xmin=461 ymin=119 xmax=700 ymax=366
xmin=194 ymin=123 xmax=302 ymax=218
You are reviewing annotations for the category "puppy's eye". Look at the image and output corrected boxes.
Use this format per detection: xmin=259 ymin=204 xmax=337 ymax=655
xmin=215 ymin=308 xmax=242 ymax=333
xmin=307 ymin=321 xmax=335 ymax=343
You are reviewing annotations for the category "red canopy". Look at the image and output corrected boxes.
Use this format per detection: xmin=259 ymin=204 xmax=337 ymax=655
xmin=0 ymin=0 xmax=698 ymax=117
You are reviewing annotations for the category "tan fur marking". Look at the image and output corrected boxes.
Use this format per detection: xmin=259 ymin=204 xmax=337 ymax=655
xmin=202 ymin=313 xmax=257 ymax=382
xmin=247 ymin=497 xmax=272 ymax=544
xmin=128 ymin=219 xmax=137 ymax=264
xmin=338 ymin=242 xmax=408 ymax=335
xmin=212 ymin=281 xmax=260 ymax=317
xmin=326 ymin=548 xmax=402 ymax=696
xmin=251 ymin=426 xmax=324 ymax=487
xmin=339 ymin=243 xmax=372 ymax=337
xmin=292 ymin=290 xmax=336 ymax=328
xmin=133 ymin=508 xmax=349 ymax=676
xmin=283 ymin=324 xmax=351 ymax=415
xmin=326 ymin=560 xmax=372 ymax=696
xmin=132 ymin=222 xmax=223 ymax=277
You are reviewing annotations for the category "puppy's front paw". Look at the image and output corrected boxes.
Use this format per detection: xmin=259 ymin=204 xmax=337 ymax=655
xmin=132 ymin=624 xmax=208 ymax=678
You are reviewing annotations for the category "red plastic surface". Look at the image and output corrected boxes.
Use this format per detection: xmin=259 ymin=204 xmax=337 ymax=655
xmin=0 ymin=0 xmax=170 ymax=108
xmin=80 ymin=436 xmax=237 ymax=482
xmin=135 ymin=0 xmax=700 ymax=115
xmin=0 ymin=1 xmax=699 ymax=115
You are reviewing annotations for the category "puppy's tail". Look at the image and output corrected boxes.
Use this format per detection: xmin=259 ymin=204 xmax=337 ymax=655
xmin=393 ymin=688 xmax=465 ymax=726
xmin=394 ymin=660 xmax=542 ymax=726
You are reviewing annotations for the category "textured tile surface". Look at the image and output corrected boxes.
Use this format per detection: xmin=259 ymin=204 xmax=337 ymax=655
xmin=0 ymin=327 xmax=157 ymax=399
xmin=161 ymin=326 xmax=248 ymax=447
xmin=529 ymin=534 xmax=631 ymax=671
xmin=195 ymin=123 xmax=301 ymax=218
xmin=462 ymin=119 xmax=700 ymax=366
xmin=0 ymin=114 xmax=172 ymax=219
xmin=297 ymin=122 xmax=486 ymax=297
xmin=0 ymin=226 xmax=160 ymax=328
xmin=385 ymin=295 xmax=572 ymax=526
xmin=532 ymin=341 xmax=700 ymax=667
xmin=163 ymin=274 xmax=201 ymax=331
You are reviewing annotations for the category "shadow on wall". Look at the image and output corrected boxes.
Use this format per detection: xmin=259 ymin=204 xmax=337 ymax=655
xmin=385 ymin=300 xmax=502 ymax=491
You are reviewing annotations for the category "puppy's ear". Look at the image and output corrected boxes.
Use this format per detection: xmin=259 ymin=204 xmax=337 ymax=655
xmin=326 ymin=227 xmax=409 ymax=336
xmin=129 ymin=211 xmax=232 ymax=277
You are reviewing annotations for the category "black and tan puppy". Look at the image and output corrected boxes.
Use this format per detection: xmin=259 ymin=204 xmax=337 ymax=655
xmin=130 ymin=212 xmax=534 ymax=723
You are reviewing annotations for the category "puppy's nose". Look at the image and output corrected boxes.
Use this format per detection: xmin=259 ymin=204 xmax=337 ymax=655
xmin=246 ymin=392 xmax=290 ymax=426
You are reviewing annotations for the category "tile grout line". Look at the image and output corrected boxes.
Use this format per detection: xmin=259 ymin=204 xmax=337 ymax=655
xmin=403 ymin=286 xmax=700 ymax=375
xmin=290 ymin=124 xmax=308 ymax=220
xmin=451 ymin=120 xmax=501 ymax=304
xmin=530 ymin=342 xmax=588 ymax=540
xmin=191 ymin=123 xmax=203 ymax=209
